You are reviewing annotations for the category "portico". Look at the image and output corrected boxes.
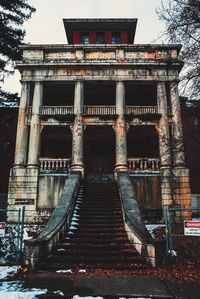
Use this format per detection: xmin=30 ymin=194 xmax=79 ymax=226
xmin=8 ymin=18 xmax=191 ymax=216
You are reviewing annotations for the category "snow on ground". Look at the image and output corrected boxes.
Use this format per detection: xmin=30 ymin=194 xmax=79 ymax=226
xmin=0 ymin=285 xmax=46 ymax=299
xmin=73 ymin=296 xmax=104 ymax=299
xmin=0 ymin=266 xmax=19 ymax=280
xmin=0 ymin=268 xmax=151 ymax=299
xmin=56 ymin=269 xmax=73 ymax=273
xmin=72 ymin=297 xmax=150 ymax=299
xmin=145 ymin=224 xmax=165 ymax=238
xmin=0 ymin=266 xmax=48 ymax=298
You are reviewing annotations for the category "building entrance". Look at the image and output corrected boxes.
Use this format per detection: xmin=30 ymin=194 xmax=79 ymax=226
xmin=84 ymin=126 xmax=115 ymax=174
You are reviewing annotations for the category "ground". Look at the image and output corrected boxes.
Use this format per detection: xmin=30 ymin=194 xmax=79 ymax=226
xmin=0 ymin=226 xmax=200 ymax=298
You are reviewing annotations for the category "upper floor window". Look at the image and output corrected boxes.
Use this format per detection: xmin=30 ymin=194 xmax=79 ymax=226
xmin=5 ymin=115 xmax=13 ymax=129
xmin=96 ymin=32 xmax=105 ymax=44
xmin=80 ymin=32 xmax=89 ymax=44
xmin=112 ymin=32 xmax=121 ymax=44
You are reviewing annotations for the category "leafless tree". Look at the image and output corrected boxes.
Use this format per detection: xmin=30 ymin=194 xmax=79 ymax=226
xmin=157 ymin=0 xmax=200 ymax=100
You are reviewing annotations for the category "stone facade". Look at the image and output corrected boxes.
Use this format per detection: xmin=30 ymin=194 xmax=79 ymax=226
xmin=8 ymin=19 xmax=191 ymax=214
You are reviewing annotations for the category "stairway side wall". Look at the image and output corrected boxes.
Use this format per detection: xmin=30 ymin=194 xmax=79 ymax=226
xmin=117 ymin=172 xmax=156 ymax=267
xmin=38 ymin=175 xmax=67 ymax=209
xmin=23 ymin=172 xmax=81 ymax=268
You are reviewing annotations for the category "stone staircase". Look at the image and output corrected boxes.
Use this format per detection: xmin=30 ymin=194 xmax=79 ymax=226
xmin=44 ymin=179 xmax=148 ymax=271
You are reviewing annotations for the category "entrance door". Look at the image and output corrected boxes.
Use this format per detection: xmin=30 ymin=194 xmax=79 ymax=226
xmin=84 ymin=127 xmax=115 ymax=174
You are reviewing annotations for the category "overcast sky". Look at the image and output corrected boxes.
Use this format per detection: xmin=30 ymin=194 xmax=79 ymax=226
xmin=3 ymin=0 xmax=165 ymax=94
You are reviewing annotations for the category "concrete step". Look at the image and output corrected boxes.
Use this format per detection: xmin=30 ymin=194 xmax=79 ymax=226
xmin=41 ymin=180 xmax=147 ymax=272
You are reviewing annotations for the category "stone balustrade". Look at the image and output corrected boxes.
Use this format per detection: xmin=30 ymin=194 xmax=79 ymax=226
xmin=40 ymin=158 xmax=71 ymax=172
xmin=127 ymin=158 xmax=160 ymax=172
xmin=126 ymin=106 xmax=158 ymax=115
xmin=41 ymin=106 xmax=74 ymax=115
xmin=39 ymin=157 xmax=159 ymax=173
xmin=29 ymin=105 xmax=162 ymax=117
xmin=83 ymin=106 xmax=116 ymax=115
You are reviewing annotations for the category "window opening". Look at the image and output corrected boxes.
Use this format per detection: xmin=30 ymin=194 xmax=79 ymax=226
xmin=112 ymin=32 xmax=121 ymax=44
xmin=96 ymin=32 xmax=105 ymax=44
xmin=80 ymin=32 xmax=89 ymax=44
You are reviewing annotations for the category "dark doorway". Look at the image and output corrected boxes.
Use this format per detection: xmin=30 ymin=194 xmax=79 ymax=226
xmin=84 ymin=126 xmax=115 ymax=174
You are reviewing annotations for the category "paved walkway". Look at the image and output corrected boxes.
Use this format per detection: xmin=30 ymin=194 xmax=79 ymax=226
xmin=20 ymin=273 xmax=200 ymax=298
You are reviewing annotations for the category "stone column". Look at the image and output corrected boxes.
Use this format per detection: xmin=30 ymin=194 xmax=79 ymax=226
xmin=27 ymin=82 xmax=43 ymax=167
xmin=14 ymin=82 xmax=31 ymax=167
xmin=157 ymin=82 xmax=171 ymax=168
xmin=74 ymin=81 xmax=84 ymax=114
xmin=116 ymin=81 xmax=125 ymax=115
xmin=71 ymin=81 xmax=84 ymax=175
xmin=170 ymin=82 xmax=191 ymax=210
xmin=157 ymin=82 xmax=173 ymax=208
xmin=115 ymin=81 xmax=128 ymax=172
xmin=170 ymin=82 xmax=185 ymax=167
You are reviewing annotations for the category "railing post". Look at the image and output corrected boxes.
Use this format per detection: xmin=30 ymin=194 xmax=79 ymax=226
xmin=16 ymin=208 xmax=21 ymax=263
xmin=19 ymin=206 xmax=25 ymax=259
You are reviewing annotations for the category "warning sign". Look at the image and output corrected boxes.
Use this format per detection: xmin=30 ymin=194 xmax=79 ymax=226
xmin=184 ymin=220 xmax=200 ymax=236
xmin=0 ymin=222 xmax=6 ymax=237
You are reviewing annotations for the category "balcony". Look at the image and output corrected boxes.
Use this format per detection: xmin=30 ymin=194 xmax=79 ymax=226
xmin=40 ymin=158 xmax=71 ymax=172
xmin=126 ymin=106 xmax=158 ymax=115
xmin=127 ymin=158 xmax=160 ymax=172
xmin=29 ymin=105 xmax=160 ymax=117
xmin=83 ymin=106 xmax=116 ymax=115
xmin=39 ymin=157 xmax=160 ymax=173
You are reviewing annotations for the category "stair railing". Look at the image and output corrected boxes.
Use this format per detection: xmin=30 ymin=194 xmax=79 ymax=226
xmin=117 ymin=172 xmax=157 ymax=267
xmin=23 ymin=172 xmax=81 ymax=269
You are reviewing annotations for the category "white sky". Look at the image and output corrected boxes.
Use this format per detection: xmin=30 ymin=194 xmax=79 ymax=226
xmin=3 ymin=0 xmax=165 ymax=94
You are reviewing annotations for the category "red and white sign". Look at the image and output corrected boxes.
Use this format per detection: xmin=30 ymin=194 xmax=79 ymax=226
xmin=0 ymin=222 xmax=6 ymax=237
xmin=184 ymin=220 xmax=200 ymax=236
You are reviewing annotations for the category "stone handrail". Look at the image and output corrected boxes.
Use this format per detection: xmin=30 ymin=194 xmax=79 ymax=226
xmin=28 ymin=105 xmax=162 ymax=117
xmin=28 ymin=106 xmax=74 ymax=116
xmin=128 ymin=158 xmax=160 ymax=172
xmin=83 ymin=105 xmax=116 ymax=115
xmin=23 ymin=172 xmax=81 ymax=269
xmin=42 ymin=106 xmax=74 ymax=115
xmin=40 ymin=158 xmax=71 ymax=172
xmin=126 ymin=106 xmax=158 ymax=115
xmin=117 ymin=172 xmax=156 ymax=267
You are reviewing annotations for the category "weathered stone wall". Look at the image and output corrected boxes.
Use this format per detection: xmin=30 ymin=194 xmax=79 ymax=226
xmin=38 ymin=175 xmax=67 ymax=209
xmin=8 ymin=167 xmax=38 ymax=206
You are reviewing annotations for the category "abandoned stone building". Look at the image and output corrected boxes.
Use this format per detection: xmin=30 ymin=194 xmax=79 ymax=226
xmin=8 ymin=18 xmax=192 ymax=222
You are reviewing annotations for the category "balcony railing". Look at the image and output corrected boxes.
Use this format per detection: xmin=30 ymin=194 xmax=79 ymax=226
xmin=39 ymin=157 xmax=159 ymax=173
xmin=40 ymin=158 xmax=71 ymax=172
xmin=41 ymin=106 xmax=74 ymax=115
xmin=127 ymin=158 xmax=160 ymax=172
xmin=126 ymin=106 xmax=158 ymax=115
xmin=29 ymin=105 xmax=161 ymax=117
xmin=83 ymin=106 xmax=116 ymax=115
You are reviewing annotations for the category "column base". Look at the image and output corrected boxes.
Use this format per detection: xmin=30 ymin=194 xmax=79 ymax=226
xmin=70 ymin=164 xmax=84 ymax=177
xmin=115 ymin=163 xmax=128 ymax=172
xmin=27 ymin=164 xmax=40 ymax=169
xmin=114 ymin=164 xmax=129 ymax=179
xmin=8 ymin=166 xmax=39 ymax=207
xmin=160 ymin=167 xmax=191 ymax=210
xmin=13 ymin=164 xmax=26 ymax=169
xmin=173 ymin=167 xmax=191 ymax=209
